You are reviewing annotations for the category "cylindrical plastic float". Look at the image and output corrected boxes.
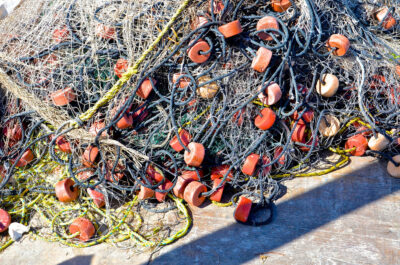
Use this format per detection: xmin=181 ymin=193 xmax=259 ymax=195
xmin=183 ymin=181 xmax=207 ymax=207
xmin=69 ymin=217 xmax=95 ymax=242
xmin=184 ymin=142 xmax=205 ymax=167
xmin=218 ymin=20 xmax=243 ymax=38
xmin=55 ymin=178 xmax=79 ymax=203
xmin=0 ymin=208 xmax=11 ymax=233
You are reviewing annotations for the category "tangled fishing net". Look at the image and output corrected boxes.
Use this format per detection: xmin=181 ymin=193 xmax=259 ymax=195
xmin=0 ymin=0 xmax=399 ymax=251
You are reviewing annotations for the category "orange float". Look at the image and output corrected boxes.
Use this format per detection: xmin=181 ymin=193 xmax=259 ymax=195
xmin=258 ymin=82 xmax=282 ymax=105
xmin=271 ymin=0 xmax=292 ymax=12
xmin=69 ymin=217 xmax=95 ymax=242
xmin=251 ymin=47 xmax=273 ymax=73
xmin=53 ymin=26 xmax=69 ymax=43
xmin=132 ymin=103 xmax=149 ymax=122
xmin=183 ymin=181 xmax=207 ymax=207
xmin=15 ymin=149 xmax=35 ymax=167
xmin=37 ymin=53 xmax=59 ymax=67
xmin=174 ymin=171 xmax=203 ymax=196
xmin=234 ymin=197 xmax=252 ymax=222
xmin=327 ymin=34 xmax=350 ymax=56
xmin=355 ymin=125 xmax=372 ymax=137
xmin=274 ymin=146 xmax=286 ymax=165
xmin=260 ymin=155 xmax=272 ymax=176
xmin=138 ymin=185 xmax=154 ymax=200
xmin=50 ymin=87 xmax=76 ymax=106
xmin=211 ymin=165 xmax=233 ymax=181
xmin=241 ymin=153 xmax=260 ymax=175
xmin=390 ymin=86 xmax=400 ymax=104
xmin=257 ymin=16 xmax=279 ymax=41
xmin=137 ymin=78 xmax=156 ymax=99
xmin=169 ymin=129 xmax=191 ymax=152
xmin=55 ymin=136 xmax=71 ymax=153
xmin=173 ymin=73 xmax=191 ymax=88
xmin=116 ymin=112 xmax=133 ymax=130
xmin=254 ymin=108 xmax=276 ymax=130
xmin=156 ymin=179 xmax=173 ymax=202
xmin=188 ymin=40 xmax=211 ymax=64
xmin=77 ymin=169 xmax=95 ymax=181
xmin=82 ymin=146 xmax=99 ymax=167
xmin=89 ymin=121 xmax=108 ymax=138
xmin=114 ymin=58 xmax=128 ymax=78
xmin=146 ymin=164 xmax=164 ymax=183
xmin=345 ymin=134 xmax=368 ymax=156
xmin=0 ymin=208 xmax=11 ymax=233
xmin=184 ymin=142 xmax=205 ymax=167
xmin=209 ymin=0 xmax=224 ymax=14
xmin=3 ymin=122 xmax=22 ymax=142
xmin=232 ymin=108 xmax=246 ymax=126
xmin=396 ymin=65 xmax=400 ymax=77
xmin=173 ymin=174 xmax=195 ymax=199
xmin=218 ymin=20 xmax=243 ymax=38
xmin=293 ymin=110 xmax=314 ymax=124
xmin=105 ymin=162 xmax=125 ymax=182
xmin=191 ymin=16 xmax=209 ymax=30
xmin=300 ymin=135 xmax=319 ymax=152
xmin=291 ymin=123 xmax=306 ymax=143
xmin=370 ymin=75 xmax=385 ymax=90
xmin=95 ymin=23 xmax=116 ymax=40
xmin=375 ymin=7 xmax=396 ymax=30
xmin=87 ymin=188 xmax=105 ymax=208
xmin=210 ymin=178 xmax=225 ymax=202
xmin=182 ymin=170 xmax=204 ymax=181
xmin=55 ymin=178 xmax=79 ymax=203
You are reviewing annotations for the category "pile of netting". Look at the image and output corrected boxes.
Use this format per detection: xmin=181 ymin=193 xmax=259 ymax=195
xmin=0 ymin=0 xmax=399 ymax=251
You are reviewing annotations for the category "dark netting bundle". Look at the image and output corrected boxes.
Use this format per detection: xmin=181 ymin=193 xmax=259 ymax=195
xmin=0 ymin=0 xmax=399 ymax=251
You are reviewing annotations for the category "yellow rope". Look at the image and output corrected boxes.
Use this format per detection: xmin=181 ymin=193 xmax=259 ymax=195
xmin=271 ymin=148 xmax=350 ymax=178
xmin=252 ymin=99 xmax=270 ymax=108
xmin=180 ymin=106 xmax=211 ymax=131
xmin=211 ymin=200 xmax=233 ymax=207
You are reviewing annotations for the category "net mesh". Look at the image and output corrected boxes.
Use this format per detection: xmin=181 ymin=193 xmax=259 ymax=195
xmin=0 ymin=0 xmax=400 ymax=250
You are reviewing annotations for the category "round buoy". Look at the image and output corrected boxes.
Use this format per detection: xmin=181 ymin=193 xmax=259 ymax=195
xmin=327 ymin=34 xmax=350 ymax=56
xmin=254 ymin=108 xmax=276 ymax=130
xmin=69 ymin=217 xmax=95 ymax=242
xmin=55 ymin=178 xmax=79 ymax=203
xmin=241 ymin=153 xmax=260 ymax=176
xmin=184 ymin=142 xmax=205 ymax=167
xmin=0 ymin=209 xmax=11 ymax=233
xmin=218 ymin=20 xmax=243 ymax=38
xmin=183 ymin=181 xmax=207 ymax=207
xmin=256 ymin=16 xmax=279 ymax=41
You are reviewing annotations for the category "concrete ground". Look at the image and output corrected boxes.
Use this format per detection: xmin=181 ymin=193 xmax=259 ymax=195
xmin=1 ymin=156 xmax=400 ymax=264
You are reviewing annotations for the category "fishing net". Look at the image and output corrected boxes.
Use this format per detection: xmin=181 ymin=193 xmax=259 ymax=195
xmin=0 ymin=0 xmax=400 ymax=251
